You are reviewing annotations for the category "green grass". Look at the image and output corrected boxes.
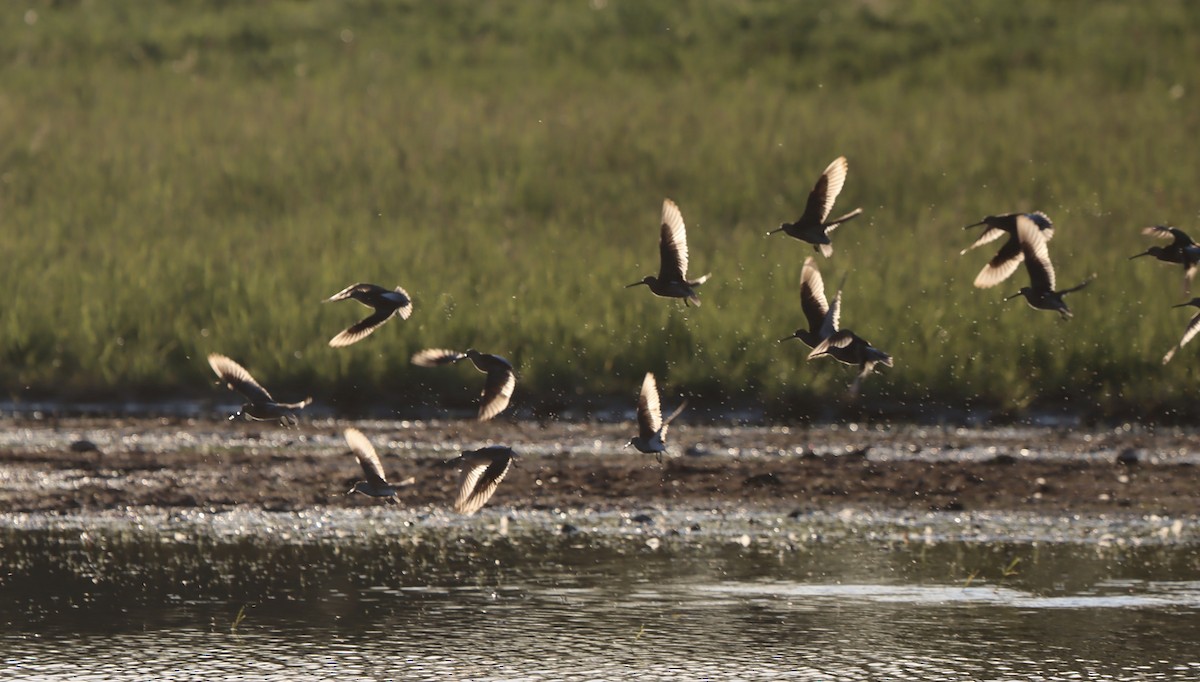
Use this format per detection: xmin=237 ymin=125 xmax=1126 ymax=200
xmin=3 ymin=0 xmax=1200 ymax=420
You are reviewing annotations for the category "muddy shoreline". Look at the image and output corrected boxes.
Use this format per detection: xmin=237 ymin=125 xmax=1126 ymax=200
xmin=1 ymin=417 xmax=1198 ymax=516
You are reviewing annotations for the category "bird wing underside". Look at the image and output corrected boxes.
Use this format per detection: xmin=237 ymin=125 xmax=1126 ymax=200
xmin=658 ymin=198 xmax=689 ymax=281
xmin=455 ymin=450 xmax=513 ymax=515
xmin=803 ymin=156 xmax=848 ymax=225
xmin=973 ymin=237 xmax=1025 ymax=288
xmin=799 ymin=257 xmax=830 ymax=333
xmin=962 ymin=226 xmax=1008 ymax=254
xmin=1017 ymin=215 xmax=1056 ymax=291
xmin=411 ymin=348 xmax=467 ymax=367
xmin=637 ymin=372 xmax=662 ymax=440
xmin=208 ymin=354 xmax=274 ymax=402
xmin=344 ymin=428 xmax=389 ymax=486
xmin=822 ymin=289 xmax=842 ymax=340
xmin=479 ymin=367 xmax=516 ymax=421
xmin=808 ymin=329 xmax=857 ymax=359
xmin=329 ymin=307 xmax=397 ymax=348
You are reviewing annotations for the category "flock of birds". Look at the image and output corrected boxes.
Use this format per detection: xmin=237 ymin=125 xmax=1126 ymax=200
xmin=203 ymin=156 xmax=1200 ymax=514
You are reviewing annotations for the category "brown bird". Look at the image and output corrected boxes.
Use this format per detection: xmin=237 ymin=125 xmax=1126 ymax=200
xmin=627 ymin=198 xmax=711 ymax=306
xmin=768 ymin=156 xmax=863 ymax=257
xmin=626 ymin=372 xmax=686 ymax=461
xmin=325 ymin=283 xmax=413 ymax=347
xmin=447 ymin=445 xmax=516 ymax=515
xmin=411 ymin=348 xmax=516 ymax=421
xmin=1162 ymin=298 xmax=1200 ymax=364
xmin=779 ymin=256 xmax=841 ymax=349
xmin=1005 ymin=215 xmax=1093 ymax=320
xmin=207 ymin=353 xmax=312 ymax=425
xmin=343 ymin=427 xmax=414 ymax=504
xmin=1130 ymin=226 xmax=1200 ymax=294
xmin=961 ymin=212 xmax=1055 ymax=288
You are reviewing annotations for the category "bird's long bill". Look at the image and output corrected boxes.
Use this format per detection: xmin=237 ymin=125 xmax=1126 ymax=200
xmin=963 ymin=220 xmax=987 ymax=229
xmin=778 ymin=335 xmax=796 ymax=343
xmin=625 ymin=280 xmax=648 ymax=288
xmin=1004 ymin=292 xmax=1022 ymax=301
xmin=1129 ymin=251 xmax=1151 ymax=260
xmin=766 ymin=226 xmax=784 ymax=236
xmin=1173 ymin=302 xmax=1192 ymax=308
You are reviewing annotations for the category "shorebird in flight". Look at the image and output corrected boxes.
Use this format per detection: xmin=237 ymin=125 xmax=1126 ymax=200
xmin=1130 ymin=226 xmax=1200 ymax=295
xmin=779 ymin=256 xmax=841 ymax=350
xmin=343 ymin=427 xmax=414 ymax=504
xmin=207 ymin=353 xmax=312 ymax=426
xmin=1006 ymin=214 xmax=1093 ymax=320
xmin=1163 ymin=298 xmax=1200 ymax=364
xmin=447 ymin=445 xmax=516 ymax=515
xmin=627 ymin=198 xmax=710 ymax=306
xmin=325 ymin=283 xmax=412 ymax=347
xmin=768 ymin=156 xmax=863 ymax=257
xmin=789 ymin=260 xmax=891 ymax=396
xmin=411 ymin=348 xmax=516 ymax=421
xmin=626 ymin=372 xmax=686 ymax=461
xmin=808 ymin=329 xmax=894 ymax=397
xmin=961 ymin=211 xmax=1054 ymax=288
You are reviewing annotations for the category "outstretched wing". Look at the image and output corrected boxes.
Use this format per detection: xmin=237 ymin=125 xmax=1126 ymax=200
xmin=973 ymin=235 xmax=1025 ymax=288
xmin=207 ymin=354 xmax=274 ymax=402
xmin=330 ymin=307 xmax=397 ymax=347
xmin=411 ymin=348 xmax=467 ymax=367
xmin=799 ymin=257 xmax=830 ymax=333
xmin=807 ymin=329 xmax=857 ymax=360
xmin=803 ymin=156 xmax=849 ymax=225
xmin=1144 ymin=225 xmax=1195 ymax=247
xmin=637 ymin=372 xmax=662 ymax=440
xmin=344 ymin=427 xmax=388 ymax=487
xmin=1017 ymin=214 xmax=1056 ymax=292
xmin=658 ymin=198 xmax=689 ymax=281
xmin=478 ymin=363 xmax=516 ymax=421
xmin=454 ymin=447 xmax=514 ymax=515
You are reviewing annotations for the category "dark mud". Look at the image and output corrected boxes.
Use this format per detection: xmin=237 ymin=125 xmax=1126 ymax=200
xmin=1 ymin=417 xmax=1197 ymax=515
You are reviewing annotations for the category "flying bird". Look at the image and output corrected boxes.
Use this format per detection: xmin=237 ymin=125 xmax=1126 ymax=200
xmin=961 ymin=211 xmax=1055 ymax=288
xmin=207 ymin=353 xmax=312 ymax=425
xmin=808 ymin=330 xmax=894 ymax=397
xmin=626 ymin=372 xmax=686 ymax=461
xmin=779 ymin=256 xmax=841 ymax=349
xmin=411 ymin=348 xmax=516 ymax=421
xmin=1005 ymin=215 xmax=1093 ymax=320
xmin=1162 ymin=298 xmax=1200 ymax=364
xmin=325 ymin=283 xmax=413 ymax=347
xmin=1130 ymin=226 xmax=1200 ymax=294
xmin=768 ymin=156 xmax=863 ymax=257
xmin=627 ymin=198 xmax=711 ymax=306
xmin=343 ymin=427 xmax=414 ymax=504
xmin=447 ymin=445 xmax=516 ymax=515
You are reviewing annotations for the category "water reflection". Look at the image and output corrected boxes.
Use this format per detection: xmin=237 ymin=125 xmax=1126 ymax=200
xmin=2 ymin=511 xmax=1199 ymax=680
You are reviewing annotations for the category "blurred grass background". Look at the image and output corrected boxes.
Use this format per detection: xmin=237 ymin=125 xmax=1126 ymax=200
xmin=2 ymin=0 xmax=1200 ymax=421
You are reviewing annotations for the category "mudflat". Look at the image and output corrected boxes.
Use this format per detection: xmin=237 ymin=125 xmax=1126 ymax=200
xmin=1 ymin=417 xmax=1196 ymax=515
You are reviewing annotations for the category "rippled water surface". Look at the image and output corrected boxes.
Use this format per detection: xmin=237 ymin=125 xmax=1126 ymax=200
xmin=2 ymin=510 xmax=1200 ymax=680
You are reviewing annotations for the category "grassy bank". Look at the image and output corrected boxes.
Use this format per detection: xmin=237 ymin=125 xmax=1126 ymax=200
xmin=3 ymin=1 xmax=1200 ymax=420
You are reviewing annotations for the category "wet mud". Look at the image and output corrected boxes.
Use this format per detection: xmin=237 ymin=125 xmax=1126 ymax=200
xmin=1 ymin=417 xmax=1198 ymax=515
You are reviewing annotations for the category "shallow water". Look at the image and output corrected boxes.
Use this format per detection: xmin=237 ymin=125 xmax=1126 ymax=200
xmin=2 ymin=510 xmax=1199 ymax=680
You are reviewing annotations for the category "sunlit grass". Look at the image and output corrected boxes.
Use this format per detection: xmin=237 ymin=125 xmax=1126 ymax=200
xmin=3 ymin=0 xmax=1200 ymax=419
